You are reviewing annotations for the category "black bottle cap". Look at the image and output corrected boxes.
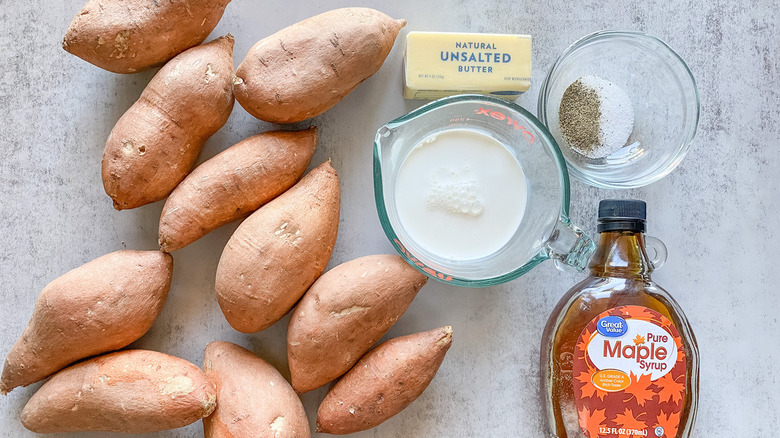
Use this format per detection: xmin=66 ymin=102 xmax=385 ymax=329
xmin=597 ymin=199 xmax=646 ymax=233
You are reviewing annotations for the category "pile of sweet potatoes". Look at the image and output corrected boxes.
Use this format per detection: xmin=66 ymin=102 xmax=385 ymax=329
xmin=3 ymin=2 xmax=457 ymax=436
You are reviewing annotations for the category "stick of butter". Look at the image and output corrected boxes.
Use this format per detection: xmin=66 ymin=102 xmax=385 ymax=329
xmin=403 ymin=31 xmax=532 ymax=100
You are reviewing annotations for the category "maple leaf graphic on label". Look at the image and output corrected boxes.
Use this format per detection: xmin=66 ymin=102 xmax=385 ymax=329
xmin=655 ymin=371 xmax=686 ymax=405
xmin=577 ymin=327 xmax=594 ymax=351
xmin=579 ymin=327 xmax=593 ymax=347
xmin=614 ymin=407 xmax=648 ymax=438
xmin=655 ymin=409 xmax=681 ymax=438
xmin=676 ymin=348 xmax=686 ymax=364
xmin=633 ymin=334 xmax=646 ymax=345
xmin=575 ymin=370 xmax=605 ymax=401
xmin=578 ymin=405 xmax=607 ymax=438
xmin=620 ymin=306 xmax=657 ymax=322
xmin=624 ymin=372 xmax=656 ymax=407
xmin=575 ymin=370 xmax=591 ymax=385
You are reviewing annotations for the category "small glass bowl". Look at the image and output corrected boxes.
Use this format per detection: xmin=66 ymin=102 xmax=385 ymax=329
xmin=538 ymin=30 xmax=699 ymax=189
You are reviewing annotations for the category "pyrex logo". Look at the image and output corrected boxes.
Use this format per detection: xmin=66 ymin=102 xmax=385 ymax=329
xmin=474 ymin=108 xmax=535 ymax=144
xmin=587 ymin=319 xmax=677 ymax=381
xmin=393 ymin=238 xmax=453 ymax=282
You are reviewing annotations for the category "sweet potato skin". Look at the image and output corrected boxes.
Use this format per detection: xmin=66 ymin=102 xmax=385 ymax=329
xmin=21 ymin=350 xmax=217 ymax=433
xmin=287 ymin=254 xmax=426 ymax=393
xmin=0 ymin=250 xmax=172 ymax=394
xmin=203 ymin=341 xmax=310 ymax=438
xmin=63 ymin=0 xmax=232 ymax=74
xmin=102 ymin=35 xmax=235 ymax=210
xmin=158 ymin=127 xmax=318 ymax=252
xmin=316 ymin=326 xmax=453 ymax=434
xmin=215 ymin=161 xmax=340 ymax=333
xmin=234 ymin=8 xmax=405 ymax=123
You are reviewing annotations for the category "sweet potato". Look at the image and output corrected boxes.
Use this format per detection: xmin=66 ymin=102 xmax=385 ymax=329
xmin=21 ymin=349 xmax=216 ymax=433
xmin=216 ymin=161 xmax=340 ymax=333
xmin=316 ymin=326 xmax=453 ymax=434
xmin=287 ymin=254 xmax=426 ymax=393
xmin=0 ymin=250 xmax=172 ymax=395
xmin=234 ymin=8 xmax=405 ymax=123
xmin=102 ymin=35 xmax=235 ymax=210
xmin=158 ymin=127 xmax=318 ymax=252
xmin=63 ymin=0 xmax=232 ymax=73
xmin=203 ymin=341 xmax=310 ymax=438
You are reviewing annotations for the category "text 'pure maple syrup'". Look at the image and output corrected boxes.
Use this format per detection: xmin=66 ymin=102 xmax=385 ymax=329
xmin=541 ymin=200 xmax=699 ymax=438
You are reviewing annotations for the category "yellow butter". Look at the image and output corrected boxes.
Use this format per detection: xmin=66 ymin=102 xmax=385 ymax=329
xmin=404 ymin=31 xmax=532 ymax=100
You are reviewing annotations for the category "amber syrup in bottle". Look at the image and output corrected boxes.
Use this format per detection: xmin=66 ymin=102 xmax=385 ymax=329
xmin=541 ymin=200 xmax=698 ymax=438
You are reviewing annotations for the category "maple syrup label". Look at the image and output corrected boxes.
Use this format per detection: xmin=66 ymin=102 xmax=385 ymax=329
xmin=573 ymin=306 xmax=686 ymax=438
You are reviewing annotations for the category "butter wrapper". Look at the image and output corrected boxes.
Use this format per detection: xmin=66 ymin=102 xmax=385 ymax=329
xmin=404 ymin=31 xmax=532 ymax=100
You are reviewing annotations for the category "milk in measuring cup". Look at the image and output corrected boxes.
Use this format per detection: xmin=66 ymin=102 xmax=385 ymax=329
xmin=394 ymin=128 xmax=527 ymax=260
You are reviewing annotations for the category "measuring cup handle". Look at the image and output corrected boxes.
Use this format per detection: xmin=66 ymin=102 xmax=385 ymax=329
xmin=644 ymin=235 xmax=668 ymax=270
xmin=545 ymin=219 xmax=596 ymax=271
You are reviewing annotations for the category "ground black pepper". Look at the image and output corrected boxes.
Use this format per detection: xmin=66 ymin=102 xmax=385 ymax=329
xmin=558 ymin=78 xmax=602 ymax=155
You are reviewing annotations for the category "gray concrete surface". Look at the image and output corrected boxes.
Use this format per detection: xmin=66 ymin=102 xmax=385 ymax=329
xmin=1 ymin=0 xmax=778 ymax=437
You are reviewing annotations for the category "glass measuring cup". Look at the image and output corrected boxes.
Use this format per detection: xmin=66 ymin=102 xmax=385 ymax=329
xmin=374 ymin=95 xmax=596 ymax=287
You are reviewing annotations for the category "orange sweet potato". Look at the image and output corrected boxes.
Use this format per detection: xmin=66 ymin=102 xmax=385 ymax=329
xmin=316 ymin=326 xmax=453 ymax=434
xmin=287 ymin=254 xmax=426 ymax=393
xmin=158 ymin=128 xmax=318 ymax=252
xmin=102 ymin=35 xmax=234 ymax=210
xmin=0 ymin=250 xmax=172 ymax=394
xmin=234 ymin=8 xmax=405 ymax=123
xmin=203 ymin=341 xmax=310 ymax=438
xmin=63 ymin=0 xmax=232 ymax=73
xmin=21 ymin=350 xmax=216 ymax=433
xmin=216 ymin=161 xmax=340 ymax=333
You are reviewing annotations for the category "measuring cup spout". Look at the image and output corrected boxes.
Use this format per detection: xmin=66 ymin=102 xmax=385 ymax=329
xmin=545 ymin=219 xmax=596 ymax=271
xmin=376 ymin=125 xmax=396 ymax=145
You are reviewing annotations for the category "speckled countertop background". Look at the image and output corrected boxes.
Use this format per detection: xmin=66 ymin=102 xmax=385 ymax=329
xmin=1 ymin=0 xmax=778 ymax=437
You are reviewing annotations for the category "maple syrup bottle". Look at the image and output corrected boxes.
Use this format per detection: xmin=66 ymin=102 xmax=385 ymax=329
xmin=541 ymin=200 xmax=698 ymax=438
